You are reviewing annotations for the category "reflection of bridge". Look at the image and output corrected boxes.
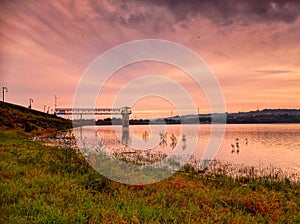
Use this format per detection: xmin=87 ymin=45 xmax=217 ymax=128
xmin=55 ymin=107 xmax=132 ymax=127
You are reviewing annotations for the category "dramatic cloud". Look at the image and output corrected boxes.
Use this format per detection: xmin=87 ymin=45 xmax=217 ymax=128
xmin=255 ymin=69 xmax=293 ymax=74
xmin=149 ymin=0 xmax=300 ymax=24
xmin=0 ymin=0 xmax=299 ymax=114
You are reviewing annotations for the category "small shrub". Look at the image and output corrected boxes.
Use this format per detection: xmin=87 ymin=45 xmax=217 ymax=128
xmin=24 ymin=123 xmax=38 ymax=132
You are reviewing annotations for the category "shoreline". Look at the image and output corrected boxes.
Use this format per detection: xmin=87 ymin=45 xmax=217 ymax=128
xmin=1 ymin=129 xmax=300 ymax=223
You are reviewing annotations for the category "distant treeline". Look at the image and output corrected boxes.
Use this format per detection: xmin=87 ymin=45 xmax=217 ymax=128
xmin=94 ymin=118 xmax=212 ymax=125
xmin=226 ymin=114 xmax=300 ymax=123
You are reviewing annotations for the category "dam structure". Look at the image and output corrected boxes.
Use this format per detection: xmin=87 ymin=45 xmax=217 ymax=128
xmin=55 ymin=106 xmax=132 ymax=127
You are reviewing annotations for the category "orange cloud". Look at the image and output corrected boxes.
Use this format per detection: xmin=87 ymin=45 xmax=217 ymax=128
xmin=1 ymin=1 xmax=299 ymax=115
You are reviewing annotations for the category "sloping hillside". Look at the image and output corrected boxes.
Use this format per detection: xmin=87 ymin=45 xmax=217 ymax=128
xmin=0 ymin=101 xmax=72 ymax=133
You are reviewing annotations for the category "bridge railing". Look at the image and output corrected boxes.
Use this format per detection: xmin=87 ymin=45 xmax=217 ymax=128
xmin=55 ymin=107 xmax=131 ymax=115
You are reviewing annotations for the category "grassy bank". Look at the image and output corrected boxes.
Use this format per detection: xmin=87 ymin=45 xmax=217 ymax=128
xmin=0 ymin=101 xmax=72 ymax=134
xmin=1 ymin=130 xmax=300 ymax=223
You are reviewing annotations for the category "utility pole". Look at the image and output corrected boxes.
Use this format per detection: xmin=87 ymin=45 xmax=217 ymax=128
xmin=54 ymin=95 xmax=57 ymax=109
xmin=29 ymin=98 xmax=33 ymax=109
xmin=54 ymin=95 xmax=57 ymax=115
xmin=2 ymin=86 xmax=8 ymax=102
xmin=44 ymin=105 xmax=46 ymax=113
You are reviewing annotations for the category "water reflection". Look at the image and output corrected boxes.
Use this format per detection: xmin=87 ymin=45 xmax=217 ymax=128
xmin=75 ymin=124 xmax=300 ymax=172
xmin=142 ymin=131 xmax=149 ymax=142
xmin=121 ymin=127 xmax=130 ymax=146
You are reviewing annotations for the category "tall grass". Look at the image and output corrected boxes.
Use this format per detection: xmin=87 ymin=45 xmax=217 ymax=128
xmin=1 ymin=130 xmax=300 ymax=223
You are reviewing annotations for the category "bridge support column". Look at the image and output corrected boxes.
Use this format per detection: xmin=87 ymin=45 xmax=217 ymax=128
xmin=122 ymin=114 xmax=129 ymax=127
xmin=121 ymin=106 xmax=131 ymax=128
xmin=122 ymin=127 xmax=129 ymax=146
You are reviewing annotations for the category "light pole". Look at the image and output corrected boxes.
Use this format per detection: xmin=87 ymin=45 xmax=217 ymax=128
xmin=2 ymin=86 xmax=8 ymax=102
xmin=54 ymin=95 xmax=57 ymax=110
xmin=29 ymin=98 xmax=33 ymax=109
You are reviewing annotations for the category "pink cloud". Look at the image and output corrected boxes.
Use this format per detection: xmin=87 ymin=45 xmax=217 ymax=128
xmin=1 ymin=0 xmax=300 ymax=115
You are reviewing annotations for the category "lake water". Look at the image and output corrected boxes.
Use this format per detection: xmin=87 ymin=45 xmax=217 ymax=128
xmin=74 ymin=124 xmax=300 ymax=172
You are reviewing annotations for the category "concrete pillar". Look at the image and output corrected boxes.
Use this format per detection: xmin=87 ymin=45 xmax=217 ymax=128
xmin=121 ymin=106 xmax=131 ymax=128
xmin=121 ymin=127 xmax=129 ymax=146
xmin=122 ymin=114 xmax=129 ymax=127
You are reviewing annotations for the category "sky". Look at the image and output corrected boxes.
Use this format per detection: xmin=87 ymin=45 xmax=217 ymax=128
xmin=1 ymin=0 xmax=300 ymax=118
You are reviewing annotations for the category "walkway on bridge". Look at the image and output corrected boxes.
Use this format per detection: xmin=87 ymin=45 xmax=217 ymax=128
xmin=55 ymin=106 xmax=131 ymax=127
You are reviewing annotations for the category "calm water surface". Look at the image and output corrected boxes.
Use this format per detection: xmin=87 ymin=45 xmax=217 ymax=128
xmin=75 ymin=124 xmax=300 ymax=171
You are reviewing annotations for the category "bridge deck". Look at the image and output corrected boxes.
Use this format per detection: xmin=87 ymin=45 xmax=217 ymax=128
xmin=55 ymin=107 xmax=131 ymax=115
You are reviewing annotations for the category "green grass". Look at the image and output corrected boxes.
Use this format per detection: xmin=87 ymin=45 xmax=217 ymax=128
xmin=1 ymin=130 xmax=300 ymax=223
xmin=0 ymin=101 xmax=72 ymax=134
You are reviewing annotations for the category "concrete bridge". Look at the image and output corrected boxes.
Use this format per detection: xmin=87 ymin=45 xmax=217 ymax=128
xmin=55 ymin=106 xmax=132 ymax=127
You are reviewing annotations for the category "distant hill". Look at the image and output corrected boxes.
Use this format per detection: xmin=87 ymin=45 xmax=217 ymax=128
xmin=226 ymin=109 xmax=300 ymax=124
xmin=126 ymin=109 xmax=300 ymax=125
xmin=0 ymin=101 xmax=72 ymax=133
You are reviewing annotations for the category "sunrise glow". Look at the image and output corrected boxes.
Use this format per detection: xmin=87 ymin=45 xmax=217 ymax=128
xmin=1 ymin=1 xmax=299 ymax=118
